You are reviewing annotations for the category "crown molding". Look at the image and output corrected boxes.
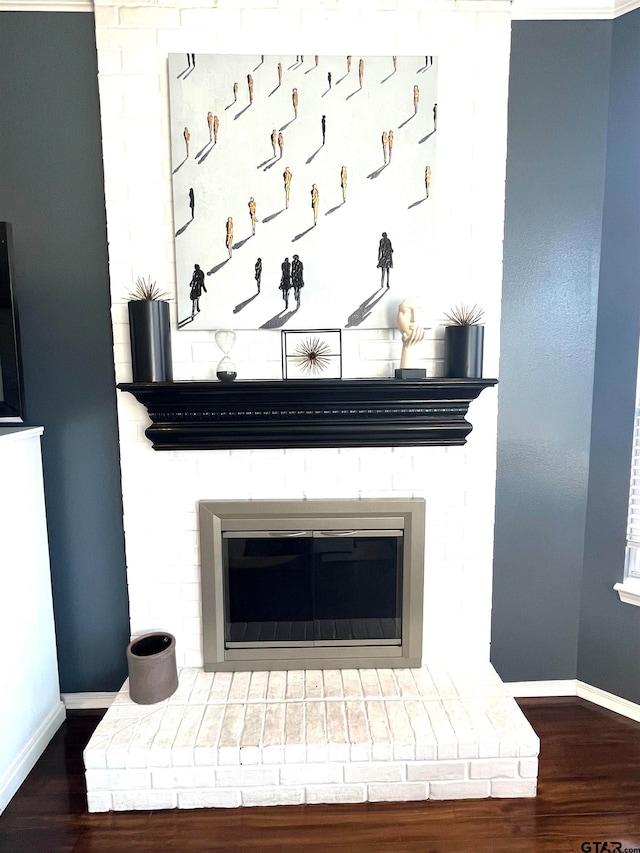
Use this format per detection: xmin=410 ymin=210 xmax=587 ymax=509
xmin=2 ymin=0 xmax=639 ymax=20
xmin=0 ymin=0 xmax=93 ymax=10
xmin=512 ymin=0 xmax=640 ymax=18
xmin=615 ymin=0 xmax=640 ymax=15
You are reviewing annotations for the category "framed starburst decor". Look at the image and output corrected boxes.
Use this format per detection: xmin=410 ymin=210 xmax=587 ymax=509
xmin=282 ymin=329 xmax=342 ymax=379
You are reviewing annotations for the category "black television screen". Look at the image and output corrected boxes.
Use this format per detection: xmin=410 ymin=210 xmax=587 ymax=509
xmin=0 ymin=222 xmax=24 ymax=421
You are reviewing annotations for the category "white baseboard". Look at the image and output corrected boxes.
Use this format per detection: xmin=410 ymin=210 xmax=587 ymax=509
xmin=576 ymin=680 xmax=640 ymax=724
xmin=0 ymin=700 xmax=66 ymax=815
xmin=61 ymin=692 xmax=118 ymax=710
xmin=507 ymin=680 xmax=578 ymax=697
xmin=507 ymin=679 xmax=640 ymax=723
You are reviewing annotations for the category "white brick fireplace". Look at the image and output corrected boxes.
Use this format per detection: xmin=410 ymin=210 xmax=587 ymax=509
xmin=85 ymin=0 xmax=537 ymax=812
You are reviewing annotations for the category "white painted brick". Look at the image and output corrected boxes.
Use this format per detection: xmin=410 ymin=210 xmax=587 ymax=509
xmin=469 ymin=759 xmax=518 ymax=780
xmin=93 ymin=5 xmax=118 ymax=28
xmin=105 ymin=725 xmax=138 ymax=769
xmin=345 ymin=701 xmax=370 ymax=761
xmin=283 ymin=702 xmax=305 ymax=764
xmin=98 ymin=26 xmax=156 ymax=51
xmin=519 ymin=757 xmax=539 ymax=778
xmin=121 ymin=50 xmax=164 ymax=75
xmin=190 ymin=670 xmax=214 ymax=703
xmin=377 ymin=669 xmax=400 ymax=697
xmin=325 ymin=701 xmax=349 ymax=762
xmin=285 ymin=670 xmax=305 ymax=700
xmin=120 ymin=5 xmax=180 ymax=27
xmin=170 ymin=668 xmax=198 ymax=703
xmin=322 ymin=670 xmax=344 ymax=698
xmin=242 ymin=787 xmax=305 ymax=807
xmin=280 ymin=764 xmax=342 ymax=786
xmin=265 ymin=671 xmax=287 ymax=701
xmin=344 ymin=762 xmax=405 ymax=784
xmin=360 ymin=670 xmax=382 ymax=698
xmin=430 ymin=780 xmax=491 ymax=800
xmin=368 ymin=782 xmax=428 ymax=802
xmin=217 ymin=703 xmax=246 ymax=766
xmin=261 ymin=702 xmax=286 ymax=764
xmin=442 ymin=699 xmax=478 ymax=759
xmin=86 ymin=791 xmax=112 ymax=813
xmin=84 ymin=737 xmax=110 ymax=770
xmin=240 ymin=704 xmax=265 ymax=765
xmin=216 ymin=767 xmax=278 ymax=788
xmin=304 ymin=670 xmax=324 ymax=699
xmin=180 ymin=7 xmax=241 ymax=28
xmin=151 ymin=766 xmax=213 ymax=789
xmin=305 ymin=701 xmax=327 ymax=762
xmin=305 ymin=784 xmax=367 ymax=804
xmin=85 ymin=769 xmax=151 ymax=792
xmin=385 ymin=701 xmax=415 ymax=761
xmin=209 ymin=671 xmax=233 ymax=702
xmin=97 ymin=51 xmax=122 ymax=75
xmin=366 ymin=701 xmax=392 ymax=761
xmin=492 ymin=777 xmax=538 ymax=798
xmin=194 ymin=705 xmax=224 ymax=766
xmin=112 ymin=790 xmax=177 ymax=811
xmin=407 ymin=761 xmax=466 ymax=782
xmin=424 ymin=701 xmax=458 ymax=760
xmin=247 ymin=670 xmax=269 ymax=701
xmin=178 ymin=789 xmax=241 ymax=809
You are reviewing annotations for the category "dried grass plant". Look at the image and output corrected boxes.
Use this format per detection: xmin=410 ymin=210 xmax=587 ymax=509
xmin=128 ymin=275 xmax=169 ymax=301
xmin=443 ymin=304 xmax=484 ymax=326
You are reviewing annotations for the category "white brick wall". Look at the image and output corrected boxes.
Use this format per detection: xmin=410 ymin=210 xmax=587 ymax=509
xmin=92 ymin=0 xmax=510 ymax=666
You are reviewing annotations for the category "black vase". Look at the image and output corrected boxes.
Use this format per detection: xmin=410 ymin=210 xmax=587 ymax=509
xmin=444 ymin=324 xmax=484 ymax=378
xmin=128 ymin=300 xmax=173 ymax=382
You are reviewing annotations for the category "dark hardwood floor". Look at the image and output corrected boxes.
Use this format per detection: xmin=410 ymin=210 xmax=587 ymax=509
xmin=1 ymin=698 xmax=640 ymax=853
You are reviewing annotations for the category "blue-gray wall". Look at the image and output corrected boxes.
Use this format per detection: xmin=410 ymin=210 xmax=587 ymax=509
xmin=578 ymin=9 xmax=640 ymax=700
xmin=0 ymin=12 xmax=129 ymax=692
xmin=493 ymin=16 xmax=640 ymax=702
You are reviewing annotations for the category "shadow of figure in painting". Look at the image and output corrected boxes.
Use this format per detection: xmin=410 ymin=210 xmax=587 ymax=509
xmin=325 ymin=202 xmax=345 ymax=217
xmin=367 ymin=163 xmax=388 ymax=180
xmin=260 ymin=307 xmax=298 ymax=329
xmin=172 ymin=156 xmax=188 ymax=175
xmin=233 ymin=292 xmax=260 ymax=315
xmin=233 ymin=236 xmax=252 ymax=252
xmin=263 ymin=209 xmax=284 ymax=224
xmin=345 ymin=288 xmax=388 ymax=328
xmin=292 ymin=225 xmax=314 ymax=243
xmin=207 ymin=258 xmax=230 ymax=276
xmin=419 ymin=130 xmax=436 ymax=145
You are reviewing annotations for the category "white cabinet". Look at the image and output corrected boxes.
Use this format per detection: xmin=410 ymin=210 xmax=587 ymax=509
xmin=0 ymin=427 xmax=65 ymax=813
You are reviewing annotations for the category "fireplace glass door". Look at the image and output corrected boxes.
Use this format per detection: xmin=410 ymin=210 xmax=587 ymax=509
xmin=223 ymin=530 xmax=402 ymax=648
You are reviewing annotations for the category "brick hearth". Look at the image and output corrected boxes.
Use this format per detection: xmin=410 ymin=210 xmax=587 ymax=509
xmin=84 ymin=661 xmax=538 ymax=812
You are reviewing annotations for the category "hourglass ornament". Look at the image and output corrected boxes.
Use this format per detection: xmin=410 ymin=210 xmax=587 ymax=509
xmin=215 ymin=329 xmax=237 ymax=382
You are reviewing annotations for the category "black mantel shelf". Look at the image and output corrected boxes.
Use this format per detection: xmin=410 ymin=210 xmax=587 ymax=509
xmin=117 ymin=378 xmax=497 ymax=451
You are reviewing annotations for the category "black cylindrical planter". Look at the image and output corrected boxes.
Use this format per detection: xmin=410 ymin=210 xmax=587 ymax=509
xmin=128 ymin=300 xmax=173 ymax=382
xmin=126 ymin=632 xmax=178 ymax=705
xmin=444 ymin=324 xmax=484 ymax=378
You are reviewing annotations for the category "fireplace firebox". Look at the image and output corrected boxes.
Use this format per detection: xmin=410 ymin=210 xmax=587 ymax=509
xmin=198 ymin=498 xmax=425 ymax=671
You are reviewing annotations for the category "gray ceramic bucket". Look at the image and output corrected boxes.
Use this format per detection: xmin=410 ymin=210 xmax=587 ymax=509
xmin=126 ymin=632 xmax=178 ymax=705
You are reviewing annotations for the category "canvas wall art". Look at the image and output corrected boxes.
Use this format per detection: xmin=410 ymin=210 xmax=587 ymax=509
xmin=168 ymin=54 xmax=438 ymax=331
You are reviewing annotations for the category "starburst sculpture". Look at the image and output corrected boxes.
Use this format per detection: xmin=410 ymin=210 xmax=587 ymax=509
xmin=293 ymin=336 xmax=333 ymax=375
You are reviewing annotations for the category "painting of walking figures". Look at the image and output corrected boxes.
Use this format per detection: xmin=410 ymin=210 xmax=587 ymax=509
xmin=169 ymin=54 xmax=438 ymax=331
